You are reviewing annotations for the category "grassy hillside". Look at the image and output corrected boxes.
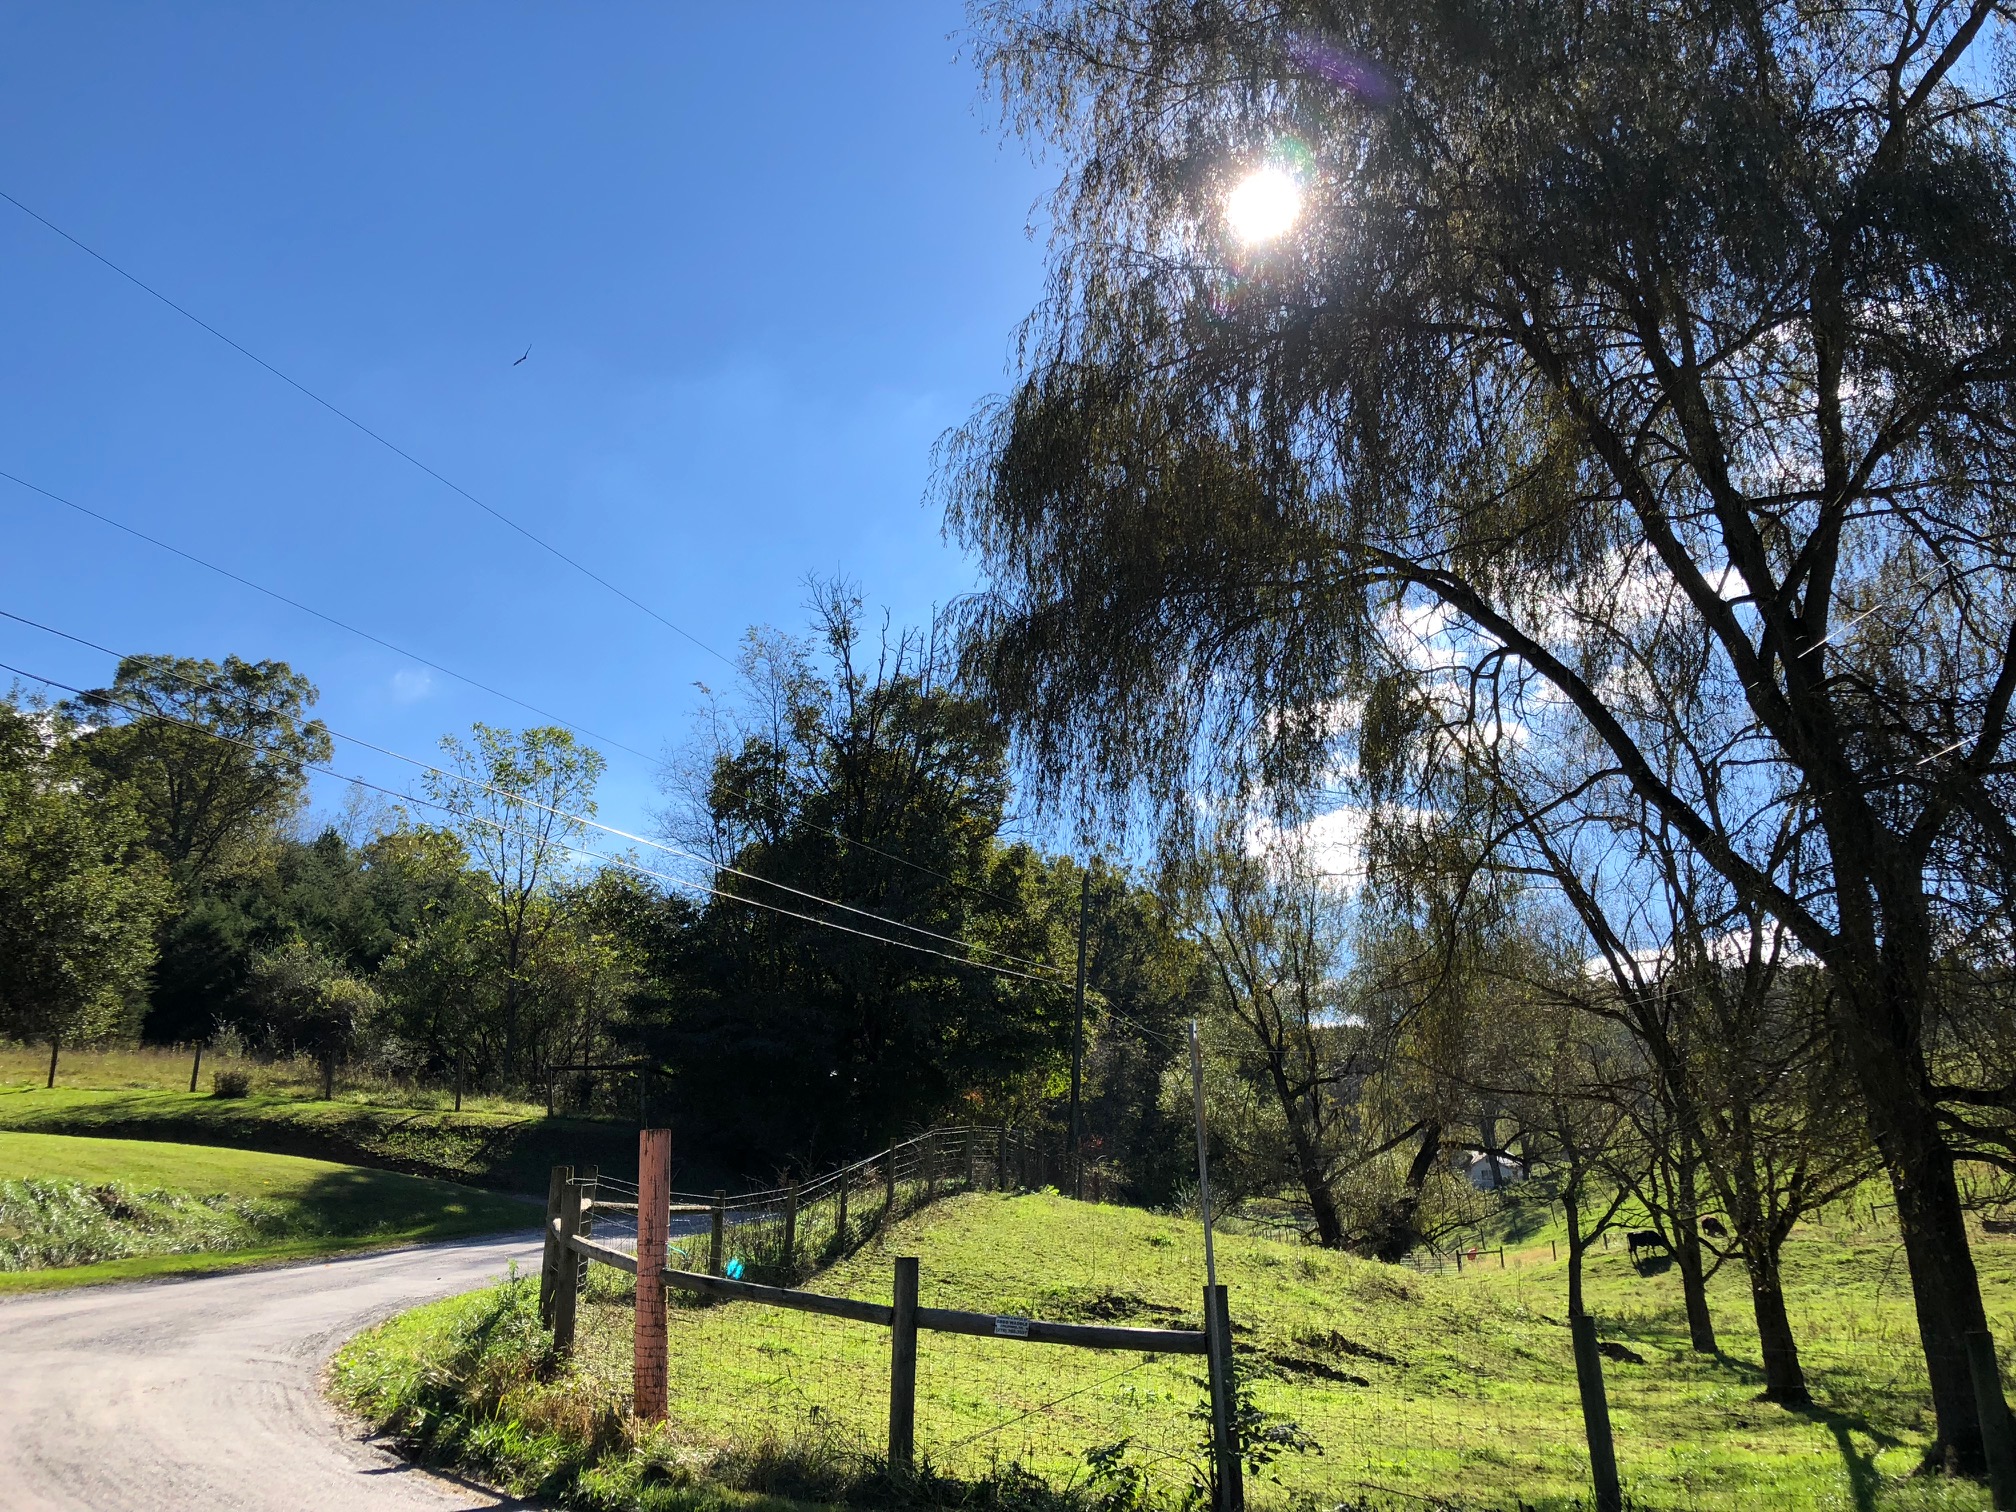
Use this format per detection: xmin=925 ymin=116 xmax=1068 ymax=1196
xmin=0 ymin=1129 xmax=534 ymax=1290
xmin=331 ymin=1188 xmax=2011 ymax=1512
xmin=0 ymin=1084 xmax=649 ymax=1193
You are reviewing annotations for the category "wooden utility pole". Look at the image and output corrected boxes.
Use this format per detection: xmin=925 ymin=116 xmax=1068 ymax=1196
xmin=1068 ymin=869 xmax=1089 ymax=1198
xmin=635 ymin=1130 xmax=671 ymax=1421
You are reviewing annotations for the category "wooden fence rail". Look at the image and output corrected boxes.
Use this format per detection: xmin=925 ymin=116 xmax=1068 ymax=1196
xmin=541 ymin=1129 xmax=1242 ymax=1512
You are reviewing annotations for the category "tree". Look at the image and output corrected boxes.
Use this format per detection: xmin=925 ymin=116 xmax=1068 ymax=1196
xmin=1173 ymin=838 xmax=1356 ymax=1245
xmin=238 ymin=939 xmax=373 ymax=1099
xmin=950 ymin=0 xmax=2016 ymax=1466
xmin=422 ymin=724 xmax=605 ymax=1091
xmin=67 ymin=655 xmax=330 ymax=891
xmin=0 ymin=700 xmax=171 ymax=1082
xmin=650 ymin=586 xmax=1071 ymax=1167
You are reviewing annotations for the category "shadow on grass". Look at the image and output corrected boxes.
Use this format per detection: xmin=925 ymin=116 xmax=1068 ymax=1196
xmin=1788 ymin=1401 xmax=1902 ymax=1512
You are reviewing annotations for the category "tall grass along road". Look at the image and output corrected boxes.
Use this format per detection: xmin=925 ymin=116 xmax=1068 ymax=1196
xmin=0 ymin=1231 xmax=540 ymax=1511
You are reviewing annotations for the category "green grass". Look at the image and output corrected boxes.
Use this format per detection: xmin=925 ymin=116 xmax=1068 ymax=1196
xmin=331 ymin=1189 xmax=2012 ymax=1512
xmin=0 ymin=1129 xmax=535 ymax=1291
xmin=0 ymin=1084 xmax=650 ymax=1193
xmin=1 ymin=1040 xmax=548 ymax=1112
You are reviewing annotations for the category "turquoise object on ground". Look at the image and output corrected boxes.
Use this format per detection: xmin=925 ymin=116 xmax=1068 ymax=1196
xmin=724 ymin=1257 xmax=745 ymax=1280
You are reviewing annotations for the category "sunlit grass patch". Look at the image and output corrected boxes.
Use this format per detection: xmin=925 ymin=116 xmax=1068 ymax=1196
xmin=334 ymin=1189 xmax=2011 ymax=1510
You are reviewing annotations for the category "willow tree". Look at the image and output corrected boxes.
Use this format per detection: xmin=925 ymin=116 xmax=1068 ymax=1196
xmin=946 ymin=0 xmax=2016 ymax=1469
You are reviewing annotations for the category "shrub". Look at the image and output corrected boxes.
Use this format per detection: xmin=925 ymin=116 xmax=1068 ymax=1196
xmin=211 ymin=1069 xmax=250 ymax=1098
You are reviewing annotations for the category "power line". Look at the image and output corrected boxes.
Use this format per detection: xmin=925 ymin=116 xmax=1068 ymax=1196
xmin=0 ymin=608 xmax=1062 ymax=977
xmin=0 ymin=655 xmax=1059 ymax=985
xmin=0 ymin=186 xmax=731 ymax=668
xmin=0 ymin=465 xmax=1035 ymax=914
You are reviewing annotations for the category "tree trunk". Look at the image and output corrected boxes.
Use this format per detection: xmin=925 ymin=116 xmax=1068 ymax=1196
xmin=1367 ymin=1122 xmax=1442 ymax=1261
xmin=1675 ymin=1233 xmax=1718 ymax=1356
xmin=1672 ymin=1146 xmax=1718 ymax=1354
xmin=321 ymin=1054 xmax=335 ymax=1101
xmin=1886 ymin=1110 xmax=1997 ymax=1473
xmin=46 ymin=1035 xmax=59 ymax=1089
xmin=1833 ymin=951 xmax=1997 ymax=1471
xmin=1747 ymin=1247 xmax=1810 ymax=1406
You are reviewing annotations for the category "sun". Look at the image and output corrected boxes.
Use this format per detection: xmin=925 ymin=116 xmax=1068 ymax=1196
xmin=1225 ymin=166 xmax=1301 ymax=246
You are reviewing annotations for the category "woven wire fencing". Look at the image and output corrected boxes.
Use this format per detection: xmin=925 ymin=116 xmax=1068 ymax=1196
xmin=553 ymin=1126 xmax=1219 ymax=1502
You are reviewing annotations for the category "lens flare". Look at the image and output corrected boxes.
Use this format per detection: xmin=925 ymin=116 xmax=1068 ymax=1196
xmin=1225 ymin=167 xmax=1301 ymax=246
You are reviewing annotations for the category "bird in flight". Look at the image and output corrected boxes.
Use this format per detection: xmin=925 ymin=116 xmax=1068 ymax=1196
xmin=513 ymin=344 xmax=531 ymax=366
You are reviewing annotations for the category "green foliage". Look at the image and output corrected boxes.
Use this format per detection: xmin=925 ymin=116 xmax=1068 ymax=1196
xmin=0 ymin=699 xmax=173 ymax=1056
xmin=0 ymin=1176 xmax=281 ymax=1270
xmin=646 ymin=587 xmax=1075 ymax=1166
xmin=66 ymin=654 xmax=330 ymax=890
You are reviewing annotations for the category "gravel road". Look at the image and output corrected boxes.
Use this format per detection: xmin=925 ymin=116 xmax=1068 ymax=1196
xmin=0 ymin=1233 xmax=545 ymax=1511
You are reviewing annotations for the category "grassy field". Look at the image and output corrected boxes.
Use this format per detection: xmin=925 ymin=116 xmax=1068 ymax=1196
xmin=330 ymin=1188 xmax=2012 ymax=1512
xmin=0 ymin=1049 xmax=654 ymax=1193
xmin=0 ymin=1129 xmax=536 ymax=1290
xmin=1 ymin=1040 xmax=549 ymax=1113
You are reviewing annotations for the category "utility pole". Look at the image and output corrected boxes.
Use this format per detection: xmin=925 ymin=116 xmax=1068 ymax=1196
xmin=1067 ymin=867 xmax=1090 ymax=1199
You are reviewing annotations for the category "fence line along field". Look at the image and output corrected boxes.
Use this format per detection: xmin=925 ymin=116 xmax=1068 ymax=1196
xmin=333 ymin=1128 xmax=2016 ymax=1512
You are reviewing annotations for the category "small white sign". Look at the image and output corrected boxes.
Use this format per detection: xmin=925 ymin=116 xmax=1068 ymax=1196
xmin=993 ymin=1315 xmax=1031 ymax=1338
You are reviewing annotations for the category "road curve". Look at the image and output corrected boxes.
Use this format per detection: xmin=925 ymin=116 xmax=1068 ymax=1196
xmin=0 ymin=1233 xmax=544 ymax=1512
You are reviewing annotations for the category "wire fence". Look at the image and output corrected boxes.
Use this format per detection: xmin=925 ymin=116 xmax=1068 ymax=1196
xmin=542 ymin=1126 xmax=1238 ymax=1509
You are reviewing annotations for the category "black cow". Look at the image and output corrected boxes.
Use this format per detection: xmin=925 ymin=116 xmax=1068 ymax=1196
xmin=1625 ymin=1230 xmax=1667 ymax=1262
xmin=1699 ymin=1216 xmax=1728 ymax=1240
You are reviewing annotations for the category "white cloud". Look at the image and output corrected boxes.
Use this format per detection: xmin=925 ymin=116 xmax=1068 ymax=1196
xmin=390 ymin=668 xmax=435 ymax=705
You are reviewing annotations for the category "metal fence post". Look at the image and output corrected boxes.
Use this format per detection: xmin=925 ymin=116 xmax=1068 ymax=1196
xmin=837 ymin=1170 xmax=849 ymax=1243
xmin=884 ymin=1141 xmax=897 ymax=1223
xmin=553 ymin=1177 xmax=586 ymax=1351
xmin=1967 ymin=1330 xmax=2016 ymax=1510
xmin=635 ymin=1130 xmax=671 ymax=1421
xmin=709 ymin=1188 xmax=727 ymax=1276
xmin=964 ymin=1128 xmax=975 ymax=1189
xmin=926 ymin=1131 xmax=939 ymax=1202
xmin=1205 ymin=1283 xmax=1243 ymax=1512
xmin=889 ymin=1256 xmax=919 ymax=1473
xmin=539 ymin=1164 xmax=572 ymax=1325
xmin=997 ymin=1126 xmax=1008 ymax=1190
xmin=783 ymin=1181 xmax=801 ymax=1277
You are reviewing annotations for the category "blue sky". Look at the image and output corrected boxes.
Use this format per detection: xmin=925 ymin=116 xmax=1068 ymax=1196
xmin=0 ymin=4 xmax=1052 ymax=849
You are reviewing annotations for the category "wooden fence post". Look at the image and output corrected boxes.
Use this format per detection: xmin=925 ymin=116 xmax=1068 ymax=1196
xmin=837 ymin=1171 xmax=849 ymax=1243
xmin=540 ymin=1164 xmax=572 ymax=1325
xmin=884 ymin=1142 xmax=897 ymax=1223
xmin=709 ymin=1189 xmax=727 ymax=1276
xmin=553 ymin=1178 xmax=586 ymax=1351
xmin=926 ymin=1131 xmax=939 ymax=1202
xmin=1204 ymin=1283 xmax=1243 ymax=1512
xmin=997 ymin=1127 xmax=1008 ymax=1190
xmin=188 ymin=1040 xmax=203 ymax=1094
xmin=635 ymin=1129 xmax=671 ymax=1422
xmin=1967 ymin=1330 xmax=2016 ymax=1510
xmin=964 ymin=1128 xmax=976 ymax=1189
xmin=782 ymin=1181 xmax=801 ymax=1277
xmin=889 ymin=1255 xmax=919 ymax=1473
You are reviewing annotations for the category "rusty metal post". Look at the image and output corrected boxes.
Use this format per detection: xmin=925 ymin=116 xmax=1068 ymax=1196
xmin=634 ymin=1130 xmax=671 ymax=1421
